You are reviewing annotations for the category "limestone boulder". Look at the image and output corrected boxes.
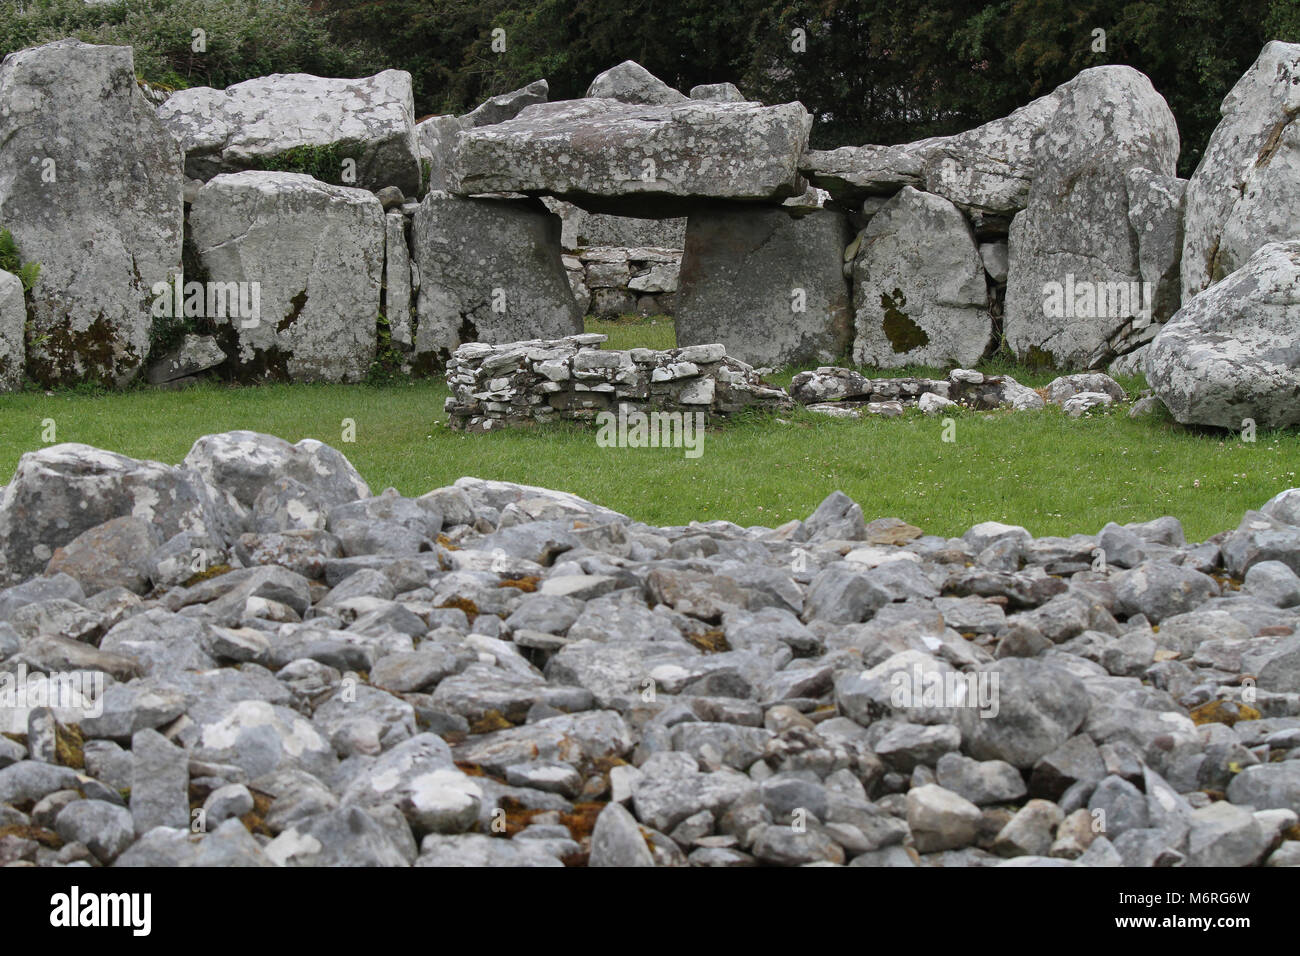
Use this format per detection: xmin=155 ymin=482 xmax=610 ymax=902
xmin=1125 ymin=167 xmax=1187 ymax=326
xmin=586 ymin=61 xmax=688 ymax=106
xmin=0 ymin=271 xmax=24 ymax=392
xmin=851 ymin=187 xmax=991 ymax=368
xmin=0 ymin=39 xmax=183 ymax=386
xmin=189 ymin=172 xmax=384 ymax=383
xmin=158 ymin=70 xmax=421 ymax=195
xmin=0 ymin=444 xmax=229 ymax=584
xmin=1146 ymin=241 xmax=1300 ymax=429
xmin=675 ymin=206 xmax=852 ymax=368
xmin=446 ymin=98 xmax=812 ymax=217
xmin=417 ymin=80 xmax=549 ymax=192
xmin=1004 ymin=66 xmax=1179 ymax=368
xmin=1182 ymin=42 xmax=1300 ymax=301
xmin=410 ymin=193 xmax=582 ymax=362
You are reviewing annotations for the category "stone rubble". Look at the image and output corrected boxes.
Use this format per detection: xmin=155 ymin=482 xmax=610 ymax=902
xmin=0 ymin=430 xmax=1294 ymax=867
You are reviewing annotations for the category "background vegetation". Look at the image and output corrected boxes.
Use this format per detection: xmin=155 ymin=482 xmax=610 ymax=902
xmin=3 ymin=0 xmax=1298 ymax=175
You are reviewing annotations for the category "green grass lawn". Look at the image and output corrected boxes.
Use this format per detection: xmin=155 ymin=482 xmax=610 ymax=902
xmin=0 ymin=315 xmax=1295 ymax=543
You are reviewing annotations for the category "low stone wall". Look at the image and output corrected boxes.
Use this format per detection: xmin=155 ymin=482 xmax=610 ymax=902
xmin=444 ymin=334 xmax=792 ymax=432
xmin=562 ymin=246 xmax=681 ymax=317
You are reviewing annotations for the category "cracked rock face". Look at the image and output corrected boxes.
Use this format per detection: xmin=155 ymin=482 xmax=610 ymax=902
xmin=0 ymin=39 xmax=183 ymax=388
xmin=1004 ymin=66 xmax=1180 ymax=370
xmin=0 ymin=432 xmax=1297 ymax=867
xmin=1182 ymin=41 xmax=1300 ymax=302
xmin=158 ymin=70 xmax=422 ymax=196
xmin=188 ymin=172 xmax=385 ymax=384
xmin=410 ymin=193 xmax=582 ymax=361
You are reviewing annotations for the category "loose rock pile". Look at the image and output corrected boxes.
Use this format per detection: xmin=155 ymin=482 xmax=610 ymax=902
xmin=444 ymin=335 xmax=791 ymax=432
xmin=0 ymin=432 xmax=1297 ymax=867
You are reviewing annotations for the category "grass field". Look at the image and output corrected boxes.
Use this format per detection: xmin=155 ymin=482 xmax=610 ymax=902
xmin=0 ymin=316 xmax=1295 ymax=543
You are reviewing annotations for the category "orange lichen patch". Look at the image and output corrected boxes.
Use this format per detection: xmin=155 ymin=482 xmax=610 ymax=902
xmin=688 ymin=628 xmax=730 ymax=654
xmin=0 ymin=823 xmax=62 ymax=849
xmin=454 ymin=761 xmax=506 ymax=783
xmin=558 ymin=802 xmax=607 ymax=843
xmin=1285 ymin=822 xmax=1300 ymax=842
xmin=469 ymin=710 xmax=513 ymax=734
xmin=437 ymin=596 xmax=479 ymax=622
xmin=497 ymin=576 xmax=540 ymax=593
xmin=54 ymin=723 xmax=84 ymax=770
xmin=239 ymin=789 xmax=275 ymax=838
xmin=1189 ymin=699 xmax=1260 ymax=727
xmin=1210 ymin=574 xmax=1243 ymax=592
xmin=435 ymin=534 xmax=460 ymax=551
xmin=181 ymin=563 xmax=235 ymax=588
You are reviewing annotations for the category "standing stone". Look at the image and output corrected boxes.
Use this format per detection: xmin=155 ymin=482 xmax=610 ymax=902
xmin=1125 ymin=168 xmax=1187 ymax=326
xmin=1147 ymin=240 xmax=1300 ymax=429
xmin=676 ymin=206 xmax=852 ymax=368
xmin=851 ymin=186 xmax=991 ymax=368
xmin=189 ymin=172 xmax=384 ymax=383
xmin=410 ymin=193 xmax=582 ymax=362
xmin=690 ymin=83 xmax=746 ymax=103
xmin=0 ymin=39 xmax=183 ymax=386
xmin=0 ymin=271 xmax=24 ymax=392
xmin=384 ymin=211 xmax=413 ymax=348
xmin=1182 ymin=42 xmax=1300 ymax=301
xmin=1004 ymin=66 xmax=1179 ymax=368
xmin=158 ymin=71 xmax=421 ymax=195
xmin=130 ymin=729 xmax=190 ymax=835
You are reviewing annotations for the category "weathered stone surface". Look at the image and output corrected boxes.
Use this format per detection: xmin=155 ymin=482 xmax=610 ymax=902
xmin=0 ymin=271 xmax=24 ymax=392
xmin=183 ymin=430 xmax=370 ymax=537
xmin=0 ymin=39 xmax=183 ymax=386
xmin=1125 ymin=168 xmax=1187 ymax=326
xmin=446 ymin=98 xmax=812 ymax=217
xmin=189 ymin=171 xmax=384 ymax=383
xmin=411 ymin=193 xmax=582 ymax=362
xmin=675 ymin=206 xmax=852 ymax=368
xmin=1147 ymin=241 xmax=1300 ymax=429
xmin=43 ymin=516 xmax=159 ymax=595
xmin=0 ymin=444 xmax=227 ymax=584
xmin=417 ymin=80 xmax=549 ymax=192
xmin=1182 ymin=41 xmax=1300 ymax=301
xmin=851 ymin=186 xmax=991 ymax=367
xmin=586 ymin=61 xmax=687 ymax=106
xmin=158 ymin=70 xmax=421 ymax=195
xmin=1004 ymin=66 xmax=1179 ymax=368
xmin=146 ymin=334 xmax=227 ymax=386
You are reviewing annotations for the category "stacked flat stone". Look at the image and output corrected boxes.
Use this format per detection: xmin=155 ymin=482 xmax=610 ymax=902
xmin=789 ymin=366 xmax=1047 ymax=415
xmin=562 ymin=247 xmax=682 ymax=317
xmin=445 ymin=335 xmax=792 ymax=432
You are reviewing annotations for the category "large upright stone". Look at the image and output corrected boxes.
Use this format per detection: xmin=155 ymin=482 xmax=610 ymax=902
xmin=1004 ymin=66 xmax=1179 ymax=368
xmin=0 ymin=444 xmax=228 ymax=584
xmin=189 ymin=172 xmax=384 ymax=383
xmin=1181 ymin=42 xmax=1300 ymax=302
xmin=384 ymin=211 xmax=413 ymax=348
xmin=410 ymin=193 xmax=582 ymax=362
xmin=1147 ymin=240 xmax=1300 ymax=429
xmin=446 ymin=98 xmax=811 ymax=218
xmin=0 ymin=271 xmax=24 ymax=392
xmin=675 ymin=206 xmax=852 ymax=368
xmin=851 ymin=186 xmax=991 ymax=368
xmin=0 ymin=39 xmax=183 ymax=386
xmin=158 ymin=70 xmax=421 ymax=195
